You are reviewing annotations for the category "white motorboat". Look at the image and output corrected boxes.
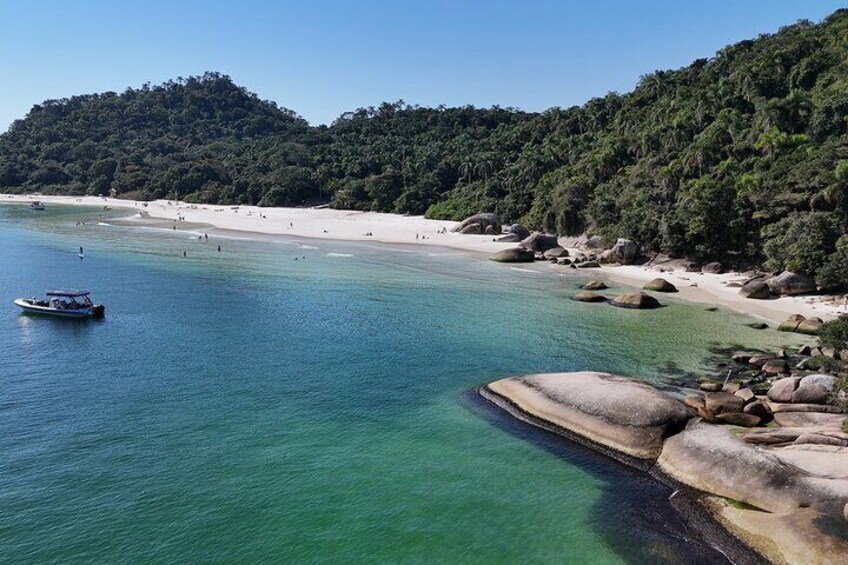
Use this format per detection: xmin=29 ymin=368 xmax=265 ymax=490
xmin=14 ymin=290 xmax=105 ymax=319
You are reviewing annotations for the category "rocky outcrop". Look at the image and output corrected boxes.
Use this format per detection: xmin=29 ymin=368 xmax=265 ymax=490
xmin=792 ymin=382 xmax=831 ymax=404
xmin=452 ymin=213 xmax=501 ymax=235
xmin=767 ymin=377 xmax=801 ymax=403
xmin=710 ymin=502 xmax=848 ymax=565
xmin=704 ymin=392 xmax=744 ymax=416
xmin=483 ymin=369 xmax=848 ymax=564
xmin=702 ymin=262 xmax=723 ymax=274
xmin=600 ymin=238 xmax=639 ymax=265
xmin=490 ymin=247 xmax=535 ymax=263
xmin=520 ymin=232 xmax=559 ymax=252
xmin=774 ymin=412 xmax=846 ymax=427
xmin=744 ymin=400 xmax=771 ymax=420
xmin=643 ymin=278 xmax=677 ymax=292
xmin=797 ymin=317 xmax=825 ymax=335
xmin=778 ymin=314 xmax=824 ymax=335
xmin=543 ymin=247 xmax=567 ymax=259
xmin=738 ymin=279 xmax=770 ymax=299
xmin=800 ymin=374 xmax=837 ymax=390
xmin=507 ymin=224 xmax=530 ymax=240
xmin=731 ymin=351 xmax=754 ymax=364
xmin=714 ymin=412 xmax=761 ymax=426
xmin=611 ymin=292 xmax=661 ymax=309
xmin=482 ymin=372 xmax=692 ymax=459
xmin=657 ymin=420 xmax=848 ymax=513
xmin=761 ymin=358 xmax=789 ymax=375
xmin=765 ymin=271 xmax=816 ymax=296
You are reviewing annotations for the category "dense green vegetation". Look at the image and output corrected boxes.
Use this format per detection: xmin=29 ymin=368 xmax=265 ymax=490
xmin=2 ymin=11 xmax=848 ymax=284
xmin=819 ymin=315 xmax=848 ymax=350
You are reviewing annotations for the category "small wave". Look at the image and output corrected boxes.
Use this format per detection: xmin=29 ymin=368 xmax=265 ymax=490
xmin=510 ymin=267 xmax=540 ymax=274
xmin=299 ymin=245 xmax=319 ymax=250
xmin=326 ymin=253 xmax=354 ymax=258
xmin=96 ymin=222 xmax=111 ymax=226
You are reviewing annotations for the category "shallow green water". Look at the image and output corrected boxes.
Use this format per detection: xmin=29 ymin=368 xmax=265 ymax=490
xmin=0 ymin=204 xmax=805 ymax=563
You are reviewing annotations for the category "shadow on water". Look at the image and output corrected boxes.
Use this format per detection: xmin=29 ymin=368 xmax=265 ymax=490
xmin=463 ymin=390 xmax=765 ymax=565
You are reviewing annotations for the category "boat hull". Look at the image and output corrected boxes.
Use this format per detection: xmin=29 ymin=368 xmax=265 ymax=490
xmin=14 ymin=298 xmax=101 ymax=319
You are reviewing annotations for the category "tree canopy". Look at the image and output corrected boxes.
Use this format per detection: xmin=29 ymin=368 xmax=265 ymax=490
xmin=2 ymin=11 xmax=848 ymax=284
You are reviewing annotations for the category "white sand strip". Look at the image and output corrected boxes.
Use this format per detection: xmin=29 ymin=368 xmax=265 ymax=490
xmin=3 ymin=192 xmax=845 ymax=323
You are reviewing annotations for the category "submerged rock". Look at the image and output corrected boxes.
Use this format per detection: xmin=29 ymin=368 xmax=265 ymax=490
xmin=611 ymin=292 xmax=661 ymax=309
xmin=581 ymin=280 xmax=608 ymax=291
xmin=748 ymin=354 xmax=775 ymax=367
xmin=483 ymin=371 xmax=692 ymax=459
xmin=572 ymin=291 xmax=606 ymax=303
xmin=731 ymin=351 xmax=755 ymax=364
xmin=699 ymin=381 xmax=722 ymax=392
xmin=490 ymin=247 xmax=535 ymax=263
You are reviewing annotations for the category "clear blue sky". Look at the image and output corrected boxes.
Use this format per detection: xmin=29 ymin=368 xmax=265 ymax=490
xmin=0 ymin=0 xmax=845 ymax=131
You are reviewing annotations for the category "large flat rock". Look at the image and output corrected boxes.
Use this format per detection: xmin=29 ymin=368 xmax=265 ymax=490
xmin=773 ymin=412 xmax=846 ymax=428
xmin=483 ymin=372 xmax=692 ymax=459
xmin=658 ymin=421 xmax=808 ymax=513
xmin=768 ymin=402 xmax=844 ymax=414
xmin=707 ymin=498 xmax=848 ymax=565
xmin=770 ymin=445 xmax=848 ymax=479
xmin=657 ymin=420 xmax=848 ymax=514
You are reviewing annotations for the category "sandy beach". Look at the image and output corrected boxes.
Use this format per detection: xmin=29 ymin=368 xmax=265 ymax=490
xmin=4 ymin=192 xmax=846 ymax=324
xmin=597 ymin=264 xmax=848 ymax=323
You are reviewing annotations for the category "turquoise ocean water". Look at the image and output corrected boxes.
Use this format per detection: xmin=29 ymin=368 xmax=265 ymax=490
xmin=0 ymin=204 xmax=803 ymax=563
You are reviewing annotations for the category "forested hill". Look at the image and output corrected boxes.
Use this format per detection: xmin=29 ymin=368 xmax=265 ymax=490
xmin=2 ymin=10 xmax=848 ymax=284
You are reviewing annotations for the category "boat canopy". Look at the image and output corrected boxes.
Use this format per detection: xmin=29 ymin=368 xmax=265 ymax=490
xmin=46 ymin=290 xmax=91 ymax=297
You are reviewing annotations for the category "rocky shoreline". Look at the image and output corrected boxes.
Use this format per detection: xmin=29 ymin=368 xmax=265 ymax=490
xmin=480 ymin=371 xmax=848 ymax=564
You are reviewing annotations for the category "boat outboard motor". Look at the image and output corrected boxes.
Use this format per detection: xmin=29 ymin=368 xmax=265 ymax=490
xmin=92 ymin=304 xmax=106 ymax=319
